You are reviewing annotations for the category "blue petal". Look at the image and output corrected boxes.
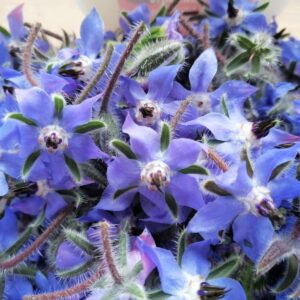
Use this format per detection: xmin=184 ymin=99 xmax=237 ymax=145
xmin=39 ymin=73 xmax=68 ymax=94
xmin=122 ymin=114 xmax=160 ymax=161
xmin=4 ymin=276 xmax=33 ymax=300
xmin=107 ymin=157 xmax=140 ymax=189
xmin=11 ymin=195 xmax=45 ymax=216
xmin=148 ymin=65 xmax=181 ymax=102
xmin=0 ymin=172 xmax=8 ymax=196
xmin=233 ymin=214 xmax=274 ymax=262
xmin=270 ymin=178 xmax=300 ymax=205
xmin=0 ymin=207 xmax=18 ymax=251
xmin=80 ymin=8 xmax=104 ymax=58
xmin=189 ymin=48 xmax=218 ymax=93
xmin=254 ymin=145 xmax=300 ymax=185
xmin=141 ymin=244 xmax=186 ymax=295
xmin=15 ymin=87 xmax=54 ymax=126
xmin=188 ymin=197 xmax=244 ymax=237
xmin=208 ymin=277 xmax=246 ymax=300
xmin=182 ymin=241 xmax=211 ymax=277
xmin=242 ymin=13 xmax=268 ymax=32
xmin=7 ymin=4 xmax=27 ymax=40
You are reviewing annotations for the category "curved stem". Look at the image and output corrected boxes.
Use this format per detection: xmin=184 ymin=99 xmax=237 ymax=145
xmin=22 ymin=23 xmax=41 ymax=87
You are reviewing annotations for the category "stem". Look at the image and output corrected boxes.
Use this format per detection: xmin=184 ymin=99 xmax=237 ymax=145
xmin=75 ymin=44 xmax=114 ymax=105
xmin=0 ymin=206 xmax=72 ymax=270
xmin=207 ymin=148 xmax=229 ymax=172
xmin=100 ymin=22 xmax=145 ymax=114
xmin=99 ymin=221 xmax=123 ymax=284
xmin=166 ymin=0 xmax=181 ymax=15
xmin=290 ymin=218 xmax=300 ymax=241
xmin=179 ymin=16 xmax=203 ymax=43
xmin=170 ymin=98 xmax=190 ymax=132
xmin=23 ymin=22 xmax=41 ymax=87
xmin=203 ymin=22 xmax=210 ymax=50
xmin=24 ymin=22 xmax=63 ymax=42
xmin=23 ymin=266 xmax=104 ymax=300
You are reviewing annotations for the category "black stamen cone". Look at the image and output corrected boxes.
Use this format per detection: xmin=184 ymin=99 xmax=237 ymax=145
xmin=227 ymin=0 xmax=239 ymax=19
xmin=252 ymin=118 xmax=277 ymax=139
xmin=198 ymin=282 xmax=230 ymax=299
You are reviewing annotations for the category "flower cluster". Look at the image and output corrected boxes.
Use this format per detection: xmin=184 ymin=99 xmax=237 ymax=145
xmin=0 ymin=1 xmax=300 ymax=299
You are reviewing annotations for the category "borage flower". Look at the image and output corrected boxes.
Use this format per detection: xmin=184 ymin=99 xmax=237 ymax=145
xmin=188 ymin=145 xmax=300 ymax=261
xmin=8 ymin=87 xmax=106 ymax=184
xmin=141 ymin=240 xmax=246 ymax=300
xmin=95 ymin=114 xmax=205 ymax=224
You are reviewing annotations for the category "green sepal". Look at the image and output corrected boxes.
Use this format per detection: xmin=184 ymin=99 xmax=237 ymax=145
xmin=119 ymin=224 xmax=129 ymax=266
xmin=0 ymin=26 xmax=10 ymax=37
xmin=160 ymin=122 xmax=171 ymax=152
xmin=124 ymin=282 xmax=147 ymax=299
xmin=53 ymin=94 xmax=65 ymax=118
xmin=151 ymin=6 xmax=167 ymax=25
xmin=13 ymin=265 xmax=39 ymax=280
xmin=64 ymin=154 xmax=81 ymax=182
xmin=113 ymin=186 xmax=138 ymax=200
xmin=179 ymin=165 xmax=209 ymax=176
xmin=148 ymin=290 xmax=169 ymax=300
xmin=241 ymin=148 xmax=254 ymax=178
xmin=253 ymin=2 xmax=269 ymax=12
xmin=221 ymin=96 xmax=230 ymax=118
xmin=57 ymin=189 xmax=83 ymax=208
xmin=111 ymin=139 xmax=137 ymax=159
xmin=8 ymin=113 xmax=37 ymax=126
xmin=237 ymin=36 xmax=255 ymax=50
xmin=22 ymin=150 xmax=41 ymax=177
xmin=251 ymin=54 xmax=261 ymax=73
xmin=177 ymin=229 xmax=187 ymax=266
xmin=269 ymin=161 xmax=291 ymax=181
xmin=64 ymin=228 xmax=95 ymax=255
xmin=273 ymin=255 xmax=299 ymax=293
xmin=226 ymin=51 xmax=250 ymax=73
xmin=57 ymin=259 xmax=95 ymax=278
xmin=0 ymin=206 xmax=46 ymax=259
xmin=74 ymin=120 xmax=106 ymax=134
xmin=207 ymin=256 xmax=241 ymax=280
xmin=165 ymin=192 xmax=178 ymax=220
xmin=204 ymin=181 xmax=231 ymax=196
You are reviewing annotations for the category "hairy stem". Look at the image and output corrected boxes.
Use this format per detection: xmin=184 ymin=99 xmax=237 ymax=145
xmin=75 ymin=44 xmax=114 ymax=104
xmin=207 ymin=148 xmax=229 ymax=172
xmin=23 ymin=266 xmax=104 ymax=300
xmin=179 ymin=16 xmax=203 ymax=43
xmin=290 ymin=218 xmax=300 ymax=241
xmin=24 ymin=22 xmax=63 ymax=42
xmin=202 ymin=22 xmax=210 ymax=50
xmin=0 ymin=206 xmax=71 ymax=270
xmin=170 ymin=98 xmax=190 ymax=132
xmin=22 ymin=22 xmax=41 ymax=87
xmin=99 ymin=221 xmax=123 ymax=284
xmin=100 ymin=22 xmax=145 ymax=113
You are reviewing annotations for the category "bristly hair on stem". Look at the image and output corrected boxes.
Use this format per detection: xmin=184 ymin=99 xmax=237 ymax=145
xmin=24 ymin=22 xmax=63 ymax=42
xmin=22 ymin=22 xmax=41 ymax=87
xmin=207 ymin=148 xmax=229 ymax=172
xmin=0 ymin=205 xmax=72 ymax=271
xmin=179 ymin=16 xmax=203 ymax=43
xmin=99 ymin=221 xmax=123 ymax=285
xmin=22 ymin=265 xmax=104 ymax=300
xmin=99 ymin=22 xmax=145 ymax=114
xmin=75 ymin=44 xmax=114 ymax=105
xmin=170 ymin=98 xmax=190 ymax=132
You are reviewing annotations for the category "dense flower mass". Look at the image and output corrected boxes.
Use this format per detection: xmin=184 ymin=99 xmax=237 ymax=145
xmin=0 ymin=1 xmax=300 ymax=299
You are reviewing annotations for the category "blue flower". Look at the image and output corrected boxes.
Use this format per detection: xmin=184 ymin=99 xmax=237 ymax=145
xmin=141 ymin=240 xmax=246 ymax=300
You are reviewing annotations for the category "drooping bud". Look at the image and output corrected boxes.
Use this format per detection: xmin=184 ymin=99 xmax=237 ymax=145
xmin=141 ymin=161 xmax=171 ymax=191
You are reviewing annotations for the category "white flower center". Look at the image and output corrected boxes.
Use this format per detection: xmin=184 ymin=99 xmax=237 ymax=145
xmin=226 ymin=10 xmax=245 ymax=27
xmin=234 ymin=122 xmax=255 ymax=145
xmin=36 ymin=180 xmax=53 ymax=197
xmin=136 ymin=100 xmax=162 ymax=126
xmin=38 ymin=125 xmax=68 ymax=153
xmin=189 ymin=93 xmax=211 ymax=115
xmin=141 ymin=160 xmax=170 ymax=191
xmin=179 ymin=273 xmax=206 ymax=300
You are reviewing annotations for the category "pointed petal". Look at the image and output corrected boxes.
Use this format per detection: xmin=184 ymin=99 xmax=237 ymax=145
xmin=0 ymin=172 xmax=8 ymax=196
xmin=39 ymin=73 xmax=68 ymax=94
xmin=0 ymin=207 xmax=18 ymax=251
xmin=7 ymin=4 xmax=27 ymax=40
xmin=80 ymin=8 xmax=104 ymax=57
xmin=189 ymin=48 xmax=217 ymax=93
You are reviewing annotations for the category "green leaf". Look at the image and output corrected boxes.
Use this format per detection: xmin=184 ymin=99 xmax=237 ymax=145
xmin=74 ymin=120 xmax=106 ymax=134
xmin=177 ymin=229 xmax=187 ymax=266
xmin=0 ymin=26 xmax=10 ymax=37
xmin=204 ymin=181 xmax=231 ymax=196
xmin=221 ymin=96 xmax=230 ymax=118
xmin=237 ymin=36 xmax=255 ymax=50
xmin=64 ymin=229 xmax=95 ymax=255
xmin=111 ymin=139 xmax=137 ymax=159
xmin=113 ymin=186 xmax=137 ymax=200
xmin=226 ymin=51 xmax=250 ymax=73
xmin=254 ymin=2 xmax=269 ymax=12
xmin=64 ymin=154 xmax=81 ymax=182
xmin=251 ymin=54 xmax=261 ymax=73
xmin=53 ymin=94 xmax=65 ymax=118
xmin=273 ymin=255 xmax=299 ymax=293
xmin=179 ymin=165 xmax=209 ymax=176
xmin=207 ymin=256 xmax=241 ymax=280
xmin=165 ymin=193 xmax=178 ymax=219
xmin=160 ymin=122 xmax=171 ymax=152
xmin=8 ymin=113 xmax=37 ymax=126
xmin=22 ymin=150 xmax=41 ymax=177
